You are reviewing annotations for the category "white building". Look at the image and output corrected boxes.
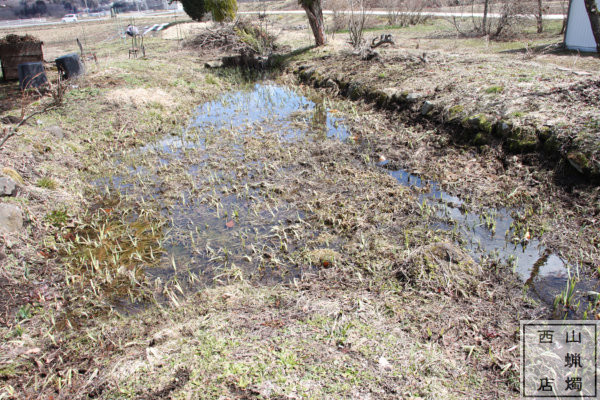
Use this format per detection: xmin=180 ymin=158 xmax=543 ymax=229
xmin=564 ymin=0 xmax=599 ymax=52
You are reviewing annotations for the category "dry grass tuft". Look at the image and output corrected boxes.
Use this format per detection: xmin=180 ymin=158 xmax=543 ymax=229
xmin=104 ymin=87 xmax=175 ymax=109
xmin=1 ymin=166 xmax=25 ymax=185
xmin=397 ymin=241 xmax=482 ymax=295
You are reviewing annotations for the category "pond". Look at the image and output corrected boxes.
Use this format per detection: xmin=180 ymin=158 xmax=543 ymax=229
xmin=101 ymin=83 xmax=597 ymax=316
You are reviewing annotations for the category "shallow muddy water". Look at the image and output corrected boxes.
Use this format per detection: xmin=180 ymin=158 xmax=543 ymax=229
xmin=103 ymin=83 xmax=597 ymax=315
xmin=101 ymin=84 xmax=351 ymax=303
xmin=383 ymin=165 xmax=598 ymax=313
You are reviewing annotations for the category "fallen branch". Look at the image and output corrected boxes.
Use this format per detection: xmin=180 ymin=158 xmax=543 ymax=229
xmin=371 ymin=34 xmax=394 ymax=49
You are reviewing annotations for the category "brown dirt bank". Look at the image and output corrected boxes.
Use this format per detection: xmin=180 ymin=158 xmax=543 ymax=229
xmin=292 ymin=48 xmax=600 ymax=183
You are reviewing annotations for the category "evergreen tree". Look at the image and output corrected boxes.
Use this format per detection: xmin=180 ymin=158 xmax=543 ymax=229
xmin=180 ymin=0 xmax=208 ymax=21
xmin=208 ymin=0 xmax=236 ymax=22
xmin=178 ymin=0 xmax=236 ymax=22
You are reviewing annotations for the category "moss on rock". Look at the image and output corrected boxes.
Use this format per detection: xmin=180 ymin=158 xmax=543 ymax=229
xmin=567 ymin=152 xmax=590 ymax=174
xmin=464 ymin=114 xmax=492 ymax=134
xmin=447 ymin=105 xmax=464 ymax=121
xmin=505 ymin=126 xmax=538 ymax=154
xmin=543 ymin=134 xmax=561 ymax=157
xmin=371 ymin=90 xmax=390 ymax=108
xmin=347 ymin=82 xmax=366 ymax=101
xmin=472 ymin=132 xmax=490 ymax=146
xmin=299 ymin=68 xmax=316 ymax=82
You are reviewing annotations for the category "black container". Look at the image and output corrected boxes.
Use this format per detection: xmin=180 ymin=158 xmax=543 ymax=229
xmin=56 ymin=53 xmax=83 ymax=79
xmin=0 ymin=39 xmax=44 ymax=81
xmin=17 ymin=61 xmax=48 ymax=90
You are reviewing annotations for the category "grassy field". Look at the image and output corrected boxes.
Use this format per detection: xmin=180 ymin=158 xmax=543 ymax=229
xmin=0 ymin=9 xmax=598 ymax=399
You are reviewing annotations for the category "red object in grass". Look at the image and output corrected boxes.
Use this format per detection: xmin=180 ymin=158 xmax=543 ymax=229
xmin=225 ymin=220 xmax=235 ymax=228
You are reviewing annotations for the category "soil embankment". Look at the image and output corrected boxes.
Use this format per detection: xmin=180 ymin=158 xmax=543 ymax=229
xmin=293 ymin=50 xmax=600 ymax=183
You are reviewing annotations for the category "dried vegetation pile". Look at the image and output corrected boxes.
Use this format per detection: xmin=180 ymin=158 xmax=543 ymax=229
xmin=184 ymin=19 xmax=276 ymax=55
xmin=0 ymin=34 xmax=41 ymax=45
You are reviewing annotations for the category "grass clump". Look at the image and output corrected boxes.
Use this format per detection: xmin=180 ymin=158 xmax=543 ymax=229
xmin=45 ymin=209 xmax=69 ymax=226
xmin=305 ymin=248 xmax=342 ymax=268
xmin=396 ymin=242 xmax=482 ymax=296
xmin=36 ymin=177 xmax=57 ymax=189
xmin=485 ymin=85 xmax=504 ymax=94
xmin=56 ymin=197 xmax=166 ymax=312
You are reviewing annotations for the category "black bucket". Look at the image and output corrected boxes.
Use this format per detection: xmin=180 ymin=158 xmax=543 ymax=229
xmin=56 ymin=53 xmax=83 ymax=79
xmin=17 ymin=61 xmax=48 ymax=90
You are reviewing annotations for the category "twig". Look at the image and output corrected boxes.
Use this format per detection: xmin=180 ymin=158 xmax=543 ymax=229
xmin=0 ymin=105 xmax=56 ymax=149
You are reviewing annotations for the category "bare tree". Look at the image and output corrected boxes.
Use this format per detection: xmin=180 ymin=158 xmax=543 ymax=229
xmin=299 ymin=0 xmax=326 ymax=46
xmin=385 ymin=0 xmax=428 ymax=27
xmin=536 ymin=0 xmax=543 ymax=33
xmin=560 ymin=0 xmax=568 ymax=34
xmin=583 ymin=0 xmax=600 ymax=52
xmin=326 ymin=0 xmax=347 ymax=38
xmin=482 ymin=0 xmax=489 ymax=34
xmin=347 ymin=0 xmax=369 ymax=48
xmin=448 ymin=0 xmax=527 ymax=39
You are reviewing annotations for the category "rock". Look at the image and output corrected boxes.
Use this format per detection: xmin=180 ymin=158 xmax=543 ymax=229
xmin=370 ymin=90 xmax=390 ymax=107
xmin=567 ymin=152 xmax=589 ymax=174
xmin=405 ymin=93 xmax=420 ymax=103
xmin=46 ymin=125 xmax=64 ymax=139
xmin=0 ymin=203 xmax=23 ymax=233
xmin=542 ymin=134 xmax=561 ymax=156
xmin=204 ymin=60 xmax=222 ymax=69
xmin=506 ymin=126 xmax=538 ymax=153
xmin=323 ymin=78 xmax=339 ymax=93
xmin=585 ymin=291 xmax=600 ymax=301
xmin=467 ymin=115 xmax=482 ymax=128
xmin=0 ymin=177 xmax=17 ymax=196
xmin=472 ymin=132 xmax=489 ymax=146
xmin=447 ymin=105 xmax=464 ymax=121
xmin=382 ymin=88 xmax=399 ymax=100
xmin=347 ymin=82 xmax=365 ymax=101
xmin=495 ymin=121 xmax=511 ymax=137
xmin=378 ymin=356 xmax=392 ymax=371
xmin=420 ymin=101 xmax=434 ymax=116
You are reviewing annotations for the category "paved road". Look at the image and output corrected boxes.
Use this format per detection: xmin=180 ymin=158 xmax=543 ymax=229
xmin=239 ymin=9 xmax=566 ymax=20
xmin=0 ymin=10 xmax=184 ymax=29
xmin=0 ymin=8 xmax=566 ymax=29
